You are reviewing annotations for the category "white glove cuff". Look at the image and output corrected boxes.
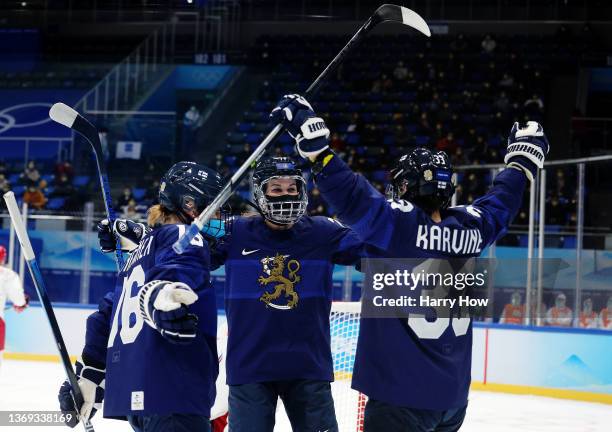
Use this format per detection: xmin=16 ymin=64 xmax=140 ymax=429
xmin=507 ymin=162 xmax=535 ymax=182
xmin=138 ymin=280 xmax=171 ymax=329
xmin=297 ymin=144 xmax=330 ymax=160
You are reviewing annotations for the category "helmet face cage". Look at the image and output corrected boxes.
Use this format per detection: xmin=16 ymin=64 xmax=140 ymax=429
xmin=254 ymin=175 xmax=308 ymax=225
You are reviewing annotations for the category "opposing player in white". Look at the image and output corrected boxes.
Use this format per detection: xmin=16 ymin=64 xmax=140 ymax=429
xmin=0 ymin=244 xmax=29 ymax=370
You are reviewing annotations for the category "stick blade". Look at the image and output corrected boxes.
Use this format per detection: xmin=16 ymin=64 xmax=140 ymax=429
xmin=49 ymin=102 xmax=78 ymax=128
xmin=375 ymin=4 xmax=431 ymax=37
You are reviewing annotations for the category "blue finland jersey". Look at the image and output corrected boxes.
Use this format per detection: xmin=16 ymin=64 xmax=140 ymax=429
xmin=316 ymin=155 xmax=527 ymax=410
xmin=83 ymin=224 xmax=218 ymax=419
xmin=212 ymin=215 xmax=363 ymax=386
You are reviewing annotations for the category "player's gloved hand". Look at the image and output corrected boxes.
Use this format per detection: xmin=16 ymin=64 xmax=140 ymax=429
xmin=504 ymin=121 xmax=549 ymax=181
xmin=97 ymin=218 xmax=149 ymax=253
xmin=58 ymin=356 xmax=105 ymax=428
xmin=138 ymin=280 xmax=199 ymax=345
xmin=270 ymin=94 xmax=330 ymax=160
xmin=13 ymin=293 xmax=29 ymax=313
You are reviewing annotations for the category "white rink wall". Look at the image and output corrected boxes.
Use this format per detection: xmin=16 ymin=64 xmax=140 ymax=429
xmin=4 ymin=303 xmax=612 ymax=404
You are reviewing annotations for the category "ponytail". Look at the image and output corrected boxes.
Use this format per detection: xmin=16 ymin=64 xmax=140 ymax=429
xmin=147 ymin=204 xmax=174 ymax=227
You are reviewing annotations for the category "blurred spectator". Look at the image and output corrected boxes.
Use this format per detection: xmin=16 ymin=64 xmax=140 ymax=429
xmin=394 ymin=125 xmax=411 ymax=147
xmin=545 ymin=293 xmax=572 ymax=327
xmin=599 ymin=297 xmax=612 ymax=330
xmin=23 ymin=185 xmax=47 ymax=210
xmin=183 ymin=106 xmax=202 ymax=130
xmin=463 ymin=172 xmax=485 ymax=197
xmin=347 ymin=113 xmax=363 ymax=134
xmin=330 ymin=133 xmax=346 ymax=153
xmin=0 ymin=160 xmax=7 ymax=176
xmin=436 ymin=132 xmax=457 ymax=154
xmin=122 ymin=199 xmax=144 ymax=220
xmin=21 ymin=161 xmax=40 ymax=187
xmin=494 ymin=91 xmax=511 ymax=112
xmin=53 ymin=174 xmax=76 ymax=197
xmin=117 ymin=187 xmax=134 ymax=210
xmin=499 ymin=291 xmax=525 ymax=325
xmin=0 ymin=174 xmax=10 ymax=193
xmin=393 ymin=61 xmax=408 ymax=81
xmin=481 ymin=34 xmax=497 ymax=54
xmin=546 ymin=195 xmax=566 ymax=225
xmin=54 ymin=161 xmax=74 ymax=181
xmin=578 ymin=298 xmax=599 ymax=329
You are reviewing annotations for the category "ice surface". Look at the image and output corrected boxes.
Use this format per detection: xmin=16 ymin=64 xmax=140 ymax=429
xmin=1 ymin=360 xmax=610 ymax=432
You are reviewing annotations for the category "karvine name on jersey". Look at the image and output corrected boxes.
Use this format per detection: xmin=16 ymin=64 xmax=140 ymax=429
xmin=415 ymin=225 xmax=483 ymax=255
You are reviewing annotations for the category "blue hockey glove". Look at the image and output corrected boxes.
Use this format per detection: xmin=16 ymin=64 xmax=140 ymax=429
xmin=58 ymin=356 xmax=105 ymax=428
xmin=270 ymin=94 xmax=330 ymax=160
xmin=97 ymin=218 xmax=149 ymax=253
xmin=504 ymin=121 xmax=550 ymax=181
xmin=138 ymin=280 xmax=199 ymax=344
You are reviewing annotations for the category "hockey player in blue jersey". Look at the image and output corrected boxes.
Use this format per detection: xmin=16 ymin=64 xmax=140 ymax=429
xmin=58 ymin=161 xmax=224 ymax=432
xmin=212 ymin=156 xmax=364 ymax=432
xmin=271 ymin=94 xmax=549 ymax=431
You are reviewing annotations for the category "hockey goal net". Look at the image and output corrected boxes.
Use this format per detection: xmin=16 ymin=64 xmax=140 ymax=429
xmin=330 ymin=301 xmax=366 ymax=432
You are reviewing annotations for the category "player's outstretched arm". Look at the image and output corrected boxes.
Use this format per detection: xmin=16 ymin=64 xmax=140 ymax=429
xmin=469 ymin=121 xmax=550 ymax=245
xmin=271 ymin=94 xmax=406 ymax=250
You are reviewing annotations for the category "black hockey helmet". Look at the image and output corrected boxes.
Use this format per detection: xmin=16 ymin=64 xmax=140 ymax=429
xmin=159 ymin=161 xmax=223 ymax=224
xmin=387 ymin=148 xmax=455 ymax=212
xmin=252 ymin=156 xmax=307 ymax=225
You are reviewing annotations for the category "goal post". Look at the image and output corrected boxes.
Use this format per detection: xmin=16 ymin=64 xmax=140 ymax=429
xmin=330 ymin=301 xmax=366 ymax=432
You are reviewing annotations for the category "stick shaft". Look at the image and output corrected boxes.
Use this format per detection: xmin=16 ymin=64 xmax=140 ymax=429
xmin=3 ymin=191 xmax=95 ymax=432
xmin=73 ymin=115 xmax=124 ymax=271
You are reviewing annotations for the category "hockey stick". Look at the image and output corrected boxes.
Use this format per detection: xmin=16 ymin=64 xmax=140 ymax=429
xmin=3 ymin=192 xmax=95 ymax=432
xmin=173 ymin=4 xmax=430 ymax=253
xmin=48 ymin=103 xmax=125 ymax=271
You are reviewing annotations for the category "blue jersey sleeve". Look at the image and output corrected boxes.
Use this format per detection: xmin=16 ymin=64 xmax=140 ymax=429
xmin=464 ymin=167 xmax=528 ymax=246
xmin=316 ymin=155 xmax=415 ymax=250
xmin=325 ymin=219 xmax=365 ymax=265
xmin=82 ymin=291 xmax=114 ymax=368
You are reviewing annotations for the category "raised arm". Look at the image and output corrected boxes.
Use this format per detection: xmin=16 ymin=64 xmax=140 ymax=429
xmin=315 ymin=156 xmax=404 ymax=251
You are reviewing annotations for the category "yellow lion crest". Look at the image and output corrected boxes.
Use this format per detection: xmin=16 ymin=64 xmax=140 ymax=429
xmin=258 ymin=253 xmax=301 ymax=309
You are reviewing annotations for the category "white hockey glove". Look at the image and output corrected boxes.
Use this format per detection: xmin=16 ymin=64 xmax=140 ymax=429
xmin=58 ymin=356 xmax=105 ymax=427
xmin=270 ymin=94 xmax=330 ymax=160
xmin=97 ymin=218 xmax=149 ymax=253
xmin=504 ymin=121 xmax=550 ymax=181
xmin=138 ymin=280 xmax=199 ymax=344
